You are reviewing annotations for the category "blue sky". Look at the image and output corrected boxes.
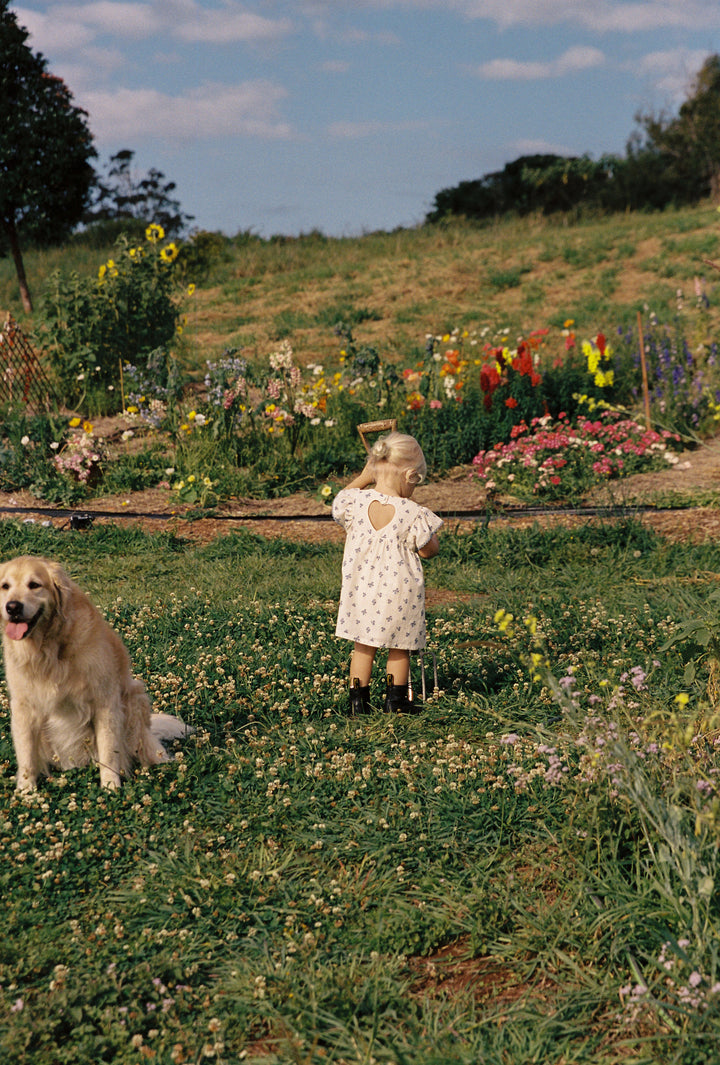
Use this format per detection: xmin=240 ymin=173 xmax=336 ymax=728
xmin=13 ymin=1 xmax=720 ymax=237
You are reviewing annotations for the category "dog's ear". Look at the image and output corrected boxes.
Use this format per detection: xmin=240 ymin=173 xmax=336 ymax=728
xmin=45 ymin=560 xmax=72 ymax=616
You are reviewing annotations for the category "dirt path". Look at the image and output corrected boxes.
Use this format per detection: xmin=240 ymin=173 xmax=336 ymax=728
xmin=1 ymin=437 xmax=719 ymax=545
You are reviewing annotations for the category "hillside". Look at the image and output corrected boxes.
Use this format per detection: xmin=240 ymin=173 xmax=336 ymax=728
xmin=2 ymin=203 xmax=720 ymax=376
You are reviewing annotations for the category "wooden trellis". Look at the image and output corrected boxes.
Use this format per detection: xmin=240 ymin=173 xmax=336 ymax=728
xmin=0 ymin=312 xmax=57 ymax=412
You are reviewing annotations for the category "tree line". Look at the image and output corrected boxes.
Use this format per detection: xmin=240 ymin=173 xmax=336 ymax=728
xmin=426 ymin=55 xmax=720 ymax=223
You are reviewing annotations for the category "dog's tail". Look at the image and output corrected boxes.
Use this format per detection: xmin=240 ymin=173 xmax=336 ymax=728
xmin=150 ymin=712 xmax=194 ymax=744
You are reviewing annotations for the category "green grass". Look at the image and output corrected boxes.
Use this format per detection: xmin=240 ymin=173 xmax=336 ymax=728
xmin=1 ymin=517 xmax=720 ymax=1062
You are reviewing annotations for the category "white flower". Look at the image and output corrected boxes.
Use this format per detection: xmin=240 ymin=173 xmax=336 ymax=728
xmin=20 ymin=435 xmax=30 ymax=446
xmin=121 ymin=430 xmax=134 ymax=441
xmin=324 ymin=419 xmax=335 ymax=427
xmin=50 ymin=441 xmax=59 ymax=450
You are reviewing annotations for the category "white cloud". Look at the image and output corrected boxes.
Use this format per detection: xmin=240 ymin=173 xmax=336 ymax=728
xmin=14 ymin=6 xmax=96 ymax=50
xmin=80 ymin=81 xmax=294 ymax=142
xmin=634 ymin=47 xmax=713 ymax=101
xmin=465 ymin=0 xmax=720 ymax=32
xmin=327 ymin=118 xmax=429 ymax=138
xmin=16 ymin=1 xmax=293 ymax=51
xmin=474 ymin=45 xmax=605 ymax=80
xmin=508 ymin=137 xmax=575 ymax=156
xmin=174 ymin=7 xmax=293 ymax=44
xmin=306 ymin=0 xmax=720 ymax=33
xmin=67 ymin=1 xmax=163 ymax=38
xmin=320 ymin=59 xmax=351 ymax=73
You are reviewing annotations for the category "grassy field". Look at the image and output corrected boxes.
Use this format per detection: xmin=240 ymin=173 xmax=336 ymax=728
xmin=1 ymin=515 xmax=719 ymax=1063
xmin=2 ymin=206 xmax=720 ymax=1063
xmin=3 ymin=204 xmax=720 ymax=375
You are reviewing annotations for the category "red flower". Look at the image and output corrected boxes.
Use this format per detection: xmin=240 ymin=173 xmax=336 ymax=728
xmin=505 ymin=396 xmax=518 ymax=409
xmin=480 ymin=363 xmax=501 ymax=410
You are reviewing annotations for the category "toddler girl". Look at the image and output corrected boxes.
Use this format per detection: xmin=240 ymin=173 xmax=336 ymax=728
xmin=332 ymin=431 xmax=442 ymax=714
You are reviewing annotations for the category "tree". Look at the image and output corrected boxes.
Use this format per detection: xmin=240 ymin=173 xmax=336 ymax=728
xmin=83 ymin=149 xmax=194 ymax=240
xmin=635 ymin=54 xmax=720 ymax=203
xmin=425 ymin=154 xmax=617 ymax=222
xmin=0 ymin=2 xmax=96 ymax=313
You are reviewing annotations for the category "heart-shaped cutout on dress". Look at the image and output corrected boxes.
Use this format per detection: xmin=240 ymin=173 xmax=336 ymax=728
xmin=368 ymin=499 xmax=395 ymax=530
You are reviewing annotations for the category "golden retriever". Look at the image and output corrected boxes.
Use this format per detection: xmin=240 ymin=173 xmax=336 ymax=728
xmin=0 ymin=555 xmax=191 ymax=791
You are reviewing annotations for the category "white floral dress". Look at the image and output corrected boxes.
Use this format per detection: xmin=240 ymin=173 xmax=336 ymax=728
xmin=332 ymin=488 xmax=443 ymax=650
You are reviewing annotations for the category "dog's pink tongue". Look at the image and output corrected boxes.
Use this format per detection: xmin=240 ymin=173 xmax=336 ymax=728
xmin=5 ymin=621 xmax=28 ymax=641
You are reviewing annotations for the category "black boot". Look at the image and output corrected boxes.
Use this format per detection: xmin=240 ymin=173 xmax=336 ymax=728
xmin=349 ymin=677 xmax=371 ymax=715
xmin=384 ymin=673 xmax=415 ymax=713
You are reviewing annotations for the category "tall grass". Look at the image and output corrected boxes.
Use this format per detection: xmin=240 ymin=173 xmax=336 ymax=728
xmin=3 ymin=204 xmax=720 ymax=374
xmin=1 ymin=517 xmax=719 ymax=1062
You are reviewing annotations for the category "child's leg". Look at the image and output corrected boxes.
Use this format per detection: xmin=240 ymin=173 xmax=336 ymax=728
xmin=386 ymin=648 xmax=410 ymax=685
xmin=350 ymin=642 xmax=377 ymax=685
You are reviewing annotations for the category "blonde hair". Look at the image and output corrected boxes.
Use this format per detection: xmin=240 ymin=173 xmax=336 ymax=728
xmin=369 ymin=431 xmax=427 ymax=485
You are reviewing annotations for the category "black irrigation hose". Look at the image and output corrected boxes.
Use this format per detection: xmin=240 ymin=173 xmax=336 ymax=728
xmin=0 ymin=502 xmax=704 ymax=526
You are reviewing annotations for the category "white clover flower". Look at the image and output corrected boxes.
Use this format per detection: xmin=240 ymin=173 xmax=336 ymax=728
xmin=20 ymin=435 xmax=30 ymax=446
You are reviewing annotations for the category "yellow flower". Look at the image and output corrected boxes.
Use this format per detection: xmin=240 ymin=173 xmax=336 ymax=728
xmin=187 ymin=475 xmax=195 ymax=483
xmin=188 ymin=410 xmax=196 ymax=420
xmin=493 ymin=608 xmax=514 ymax=633
xmin=187 ymin=283 xmax=196 ymax=296
xmin=160 ymin=242 xmax=178 ymax=263
xmin=69 ymin=417 xmax=81 ymax=428
xmin=82 ymin=421 xmax=93 ymax=433
xmin=98 ymin=264 xmax=107 ymax=281
xmin=146 ymin=223 xmax=165 ymax=243
xmin=675 ymin=692 xmax=690 ymax=708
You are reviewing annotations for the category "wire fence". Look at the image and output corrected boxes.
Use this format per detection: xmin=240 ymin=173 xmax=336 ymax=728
xmin=0 ymin=313 xmax=57 ymax=413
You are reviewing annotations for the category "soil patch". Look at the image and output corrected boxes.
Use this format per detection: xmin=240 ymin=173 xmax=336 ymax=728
xmin=1 ymin=437 xmax=719 ymax=546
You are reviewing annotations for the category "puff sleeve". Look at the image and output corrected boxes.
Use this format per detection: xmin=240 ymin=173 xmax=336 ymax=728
xmin=405 ymin=506 xmax=443 ymax=552
xmin=331 ymin=488 xmax=356 ymax=530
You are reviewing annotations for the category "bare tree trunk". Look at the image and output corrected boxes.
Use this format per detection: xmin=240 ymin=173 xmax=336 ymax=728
xmin=711 ymin=168 xmax=720 ymax=202
xmin=1 ymin=216 xmax=33 ymax=314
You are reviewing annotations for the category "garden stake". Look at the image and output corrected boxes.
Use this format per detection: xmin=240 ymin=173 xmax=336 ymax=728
xmin=636 ymin=310 xmax=652 ymax=430
xmin=410 ymin=649 xmax=438 ymax=704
